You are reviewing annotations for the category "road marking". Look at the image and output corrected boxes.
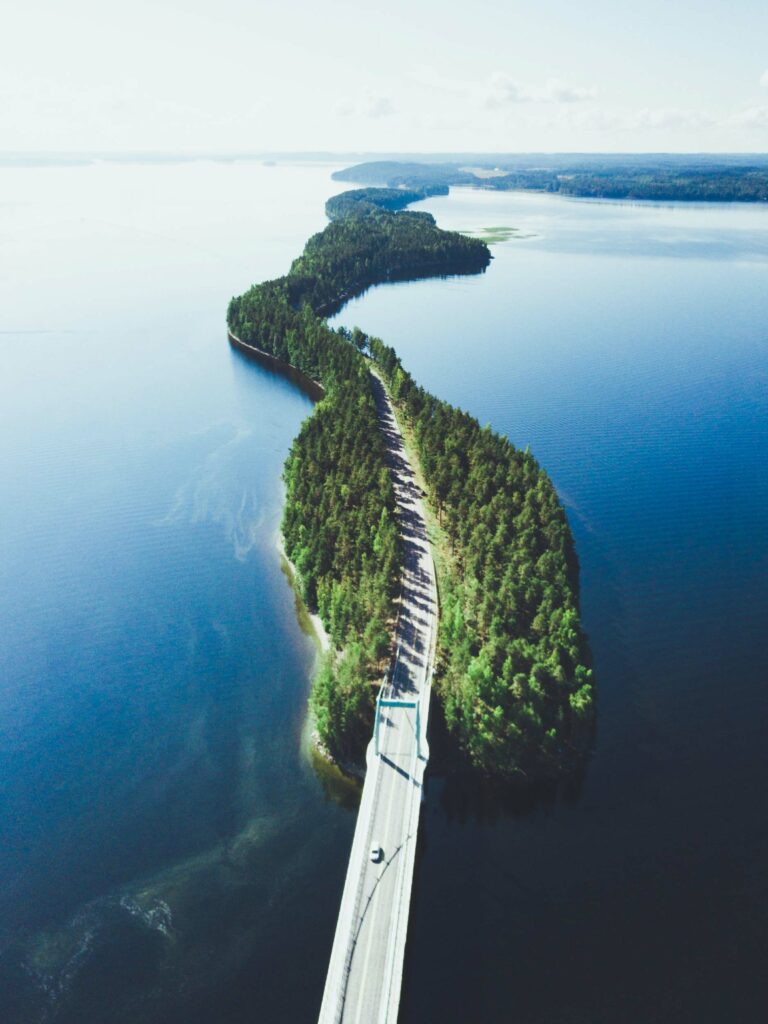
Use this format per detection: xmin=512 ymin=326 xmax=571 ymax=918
xmin=351 ymin=740 xmax=404 ymax=1024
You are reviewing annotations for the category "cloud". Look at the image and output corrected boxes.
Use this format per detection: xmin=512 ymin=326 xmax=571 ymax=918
xmin=334 ymin=97 xmax=355 ymax=116
xmin=0 ymin=65 xmax=263 ymax=149
xmin=541 ymin=78 xmax=598 ymax=103
xmin=730 ymin=105 xmax=768 ymax=128
xmin=629 ymin=107 xmax=715 ymax=129
xmin=335 ymin=93 xmax=395 ymax=119
xmin=484 ymin=73 xmax=532 ymax=107
xmin=483 ymin=72 xmax=596 ymax=107
xmin=761 ymin=70 xmax=768 ymax=88
xmin=517 ymin=104 xmax=721 ymax=138
xmin=362 ymin=95 xmax=395 ymax=118
xmin=407 ymin=65 xmax=469 ymax=97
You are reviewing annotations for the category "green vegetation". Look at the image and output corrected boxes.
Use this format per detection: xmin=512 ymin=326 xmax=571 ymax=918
xmin=367 ymin=337 xmax=593 ymax=779
xmin=228 ymin=186 xmax=593 ymax=779
xmin=333 ymin=161 xmax=479 ymax=189
xmin=228 ymin=201 xmax=487 ymax=762
xmin=226 ymin=304 xmax=398 ymax=760
xmin=325 ymin=186 xmax=446 ymax=220
xmin=461 ymin=225 xmax=531 ymax=244
xmin=291 ymin=205 xmax=490 ymax=314
xmin=334 ymin=157 xmax=768 ymax=203
xmin=285 ymin=365 xmax=400 ymax=760
xmin=556 ymin=169 xmax=768 ymax=202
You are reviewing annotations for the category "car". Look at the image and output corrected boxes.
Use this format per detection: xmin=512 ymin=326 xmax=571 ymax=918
xmin=370 ymin=843 xmax=383 ymax=863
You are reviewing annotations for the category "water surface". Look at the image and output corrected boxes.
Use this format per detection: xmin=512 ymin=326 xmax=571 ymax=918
xmin=333 ymin=188 xmax=768 ymax=1024
xmin=0 ymin=159 xmax=355 ymax=1024
xmin=3 ymin=163 xmax=767 ymax=1024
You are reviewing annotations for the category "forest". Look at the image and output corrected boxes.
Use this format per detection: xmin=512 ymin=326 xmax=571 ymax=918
xmin=229 ymin=200 xmax=489 ymax=334
xmin=228 ymin=187 xmax=592 ymax=777
xmin=333 ymin=157 xmax=768 ymax=203
xmin=288 ymin=203 xmax=490 ymax=314
xmin=228 ymin=198 xmax=486 ymax=760
xmin=325 ymin=185 xmax=447 ymax=220
xmin=283 ymin=351 xmax=401 ymax=761
xmin=367 ymin=337 xmax=593 ymax=778
xmin=229 ymin=289 xmax=400 ymax=760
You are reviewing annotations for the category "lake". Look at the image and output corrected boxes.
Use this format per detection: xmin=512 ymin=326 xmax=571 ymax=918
xmin=332 ymin=188 xmax=768 ymax=1023
xmin=1 ymin=163 xmax=767 ymax=1023
xmin=0 ymin=159 xmax=356 ymax=1024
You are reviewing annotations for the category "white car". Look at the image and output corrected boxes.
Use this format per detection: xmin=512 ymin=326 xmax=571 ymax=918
xmin=370 ymin=843 xmax=383 ymax=863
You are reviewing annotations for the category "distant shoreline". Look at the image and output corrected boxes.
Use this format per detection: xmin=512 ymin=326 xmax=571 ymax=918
xmin=332 ymin=158 xmax=768 ymax=204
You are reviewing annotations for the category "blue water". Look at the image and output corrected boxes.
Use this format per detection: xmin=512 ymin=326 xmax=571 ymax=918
xmin=0 ymin=160 xmax=356 ymax=1023
xmin=332 ymin=189 xmax=768 ymax=1023
xmin=2 ymin=164 xmax=768 ymax=1023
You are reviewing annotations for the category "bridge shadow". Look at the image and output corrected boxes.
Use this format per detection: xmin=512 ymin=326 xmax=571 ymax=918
xmin=380 ymin=754 xmax=420 ymax=785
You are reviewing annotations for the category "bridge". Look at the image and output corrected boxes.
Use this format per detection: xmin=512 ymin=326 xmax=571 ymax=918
xmin=318 ymin=371 xmax=438 ymax=1024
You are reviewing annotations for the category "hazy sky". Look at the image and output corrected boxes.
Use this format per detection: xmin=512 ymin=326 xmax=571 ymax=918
xmin=3 ymin=0 xmax=768 ymax=153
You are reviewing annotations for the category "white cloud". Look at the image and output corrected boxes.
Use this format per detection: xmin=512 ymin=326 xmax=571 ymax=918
xmin=334 ymin=97 xmax=355 ymax=116
xmin=483 ymin=72 xmax=596 ymax=107
xmin=760 ymin=70 xmax=768 ymax=88
xmin=335 ymin=93 xmax=395 ymax=119
xmin=407 ymin=65 xmax=468 ymax=97
xmin=730 ymin=105 xmax=768 ymax=128
xmin=541 ymin=78 xmax=598 ymax=103
xmin=629 ymin=107 xmax=715 ymax=129
xmin=484 ymin=73 xmax=533 ymax=107
xmin=362 ymin=95 xmax=396 ymax=119
xmin=516 ymin=104 xmax=721 ymax=139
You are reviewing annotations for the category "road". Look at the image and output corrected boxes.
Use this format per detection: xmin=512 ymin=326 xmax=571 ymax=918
xmin=318 ymin=370 xmax=438 ymax=1024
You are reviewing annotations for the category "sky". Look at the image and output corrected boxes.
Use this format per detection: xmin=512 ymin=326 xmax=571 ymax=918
xmin=2 ymin=0 xmax=767 ymax=154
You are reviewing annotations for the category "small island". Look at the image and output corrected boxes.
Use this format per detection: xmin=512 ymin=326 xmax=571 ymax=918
xmin=228 ymin=185 xmax=593 ymax=781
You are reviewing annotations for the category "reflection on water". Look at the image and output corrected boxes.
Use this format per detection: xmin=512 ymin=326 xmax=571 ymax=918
xmin=158 ymin=423 xmax=266 ymax=561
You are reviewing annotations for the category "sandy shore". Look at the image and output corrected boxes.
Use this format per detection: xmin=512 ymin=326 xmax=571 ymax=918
xmin=276 ymin=531 xmax=331 ymax=654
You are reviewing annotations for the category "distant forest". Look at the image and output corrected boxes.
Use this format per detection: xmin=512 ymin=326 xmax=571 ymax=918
xmin=325 ymin=186 xmax=447 ymax=220
xmin=228 ymin=185 xmax=593 ymax=779
xmin=333 ymin=157 xmax=768 ymax=202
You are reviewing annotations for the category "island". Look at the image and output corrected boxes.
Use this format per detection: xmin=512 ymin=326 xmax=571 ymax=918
xmin=228 ymin=185 xmax=593 ymax=781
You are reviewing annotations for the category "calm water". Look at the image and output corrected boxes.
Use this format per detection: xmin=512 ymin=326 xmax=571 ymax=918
xmin=332 ymin=190 xmax=768 ymax=1023
xmin=0 ymin=160 xmax=356 ymax=1023
xmin=2 ymin=166 xmax=767 ymax=1024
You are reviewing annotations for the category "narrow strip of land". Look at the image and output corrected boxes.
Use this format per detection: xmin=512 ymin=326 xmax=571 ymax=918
xmin=318 ymin=370 xmax=438 ymax=1024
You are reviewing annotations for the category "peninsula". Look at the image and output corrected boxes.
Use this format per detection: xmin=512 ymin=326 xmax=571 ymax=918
xmin=228 ymin=185 xmax=593 ymax=780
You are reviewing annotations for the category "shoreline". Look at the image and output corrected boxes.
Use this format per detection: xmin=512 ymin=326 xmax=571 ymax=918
xmin=276 ymin=530 xmax=331 ymax=655
xmin=233 ymin=330 xmax=361 ymax=772
xmin=277 ymin=530 xmax=367 ymax=782
xmin=228 ymin=329 xmax=326 ymax=401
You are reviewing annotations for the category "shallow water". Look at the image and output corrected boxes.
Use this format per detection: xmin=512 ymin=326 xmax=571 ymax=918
xmin=331 ymin=189 xmax=768 ymax=1023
